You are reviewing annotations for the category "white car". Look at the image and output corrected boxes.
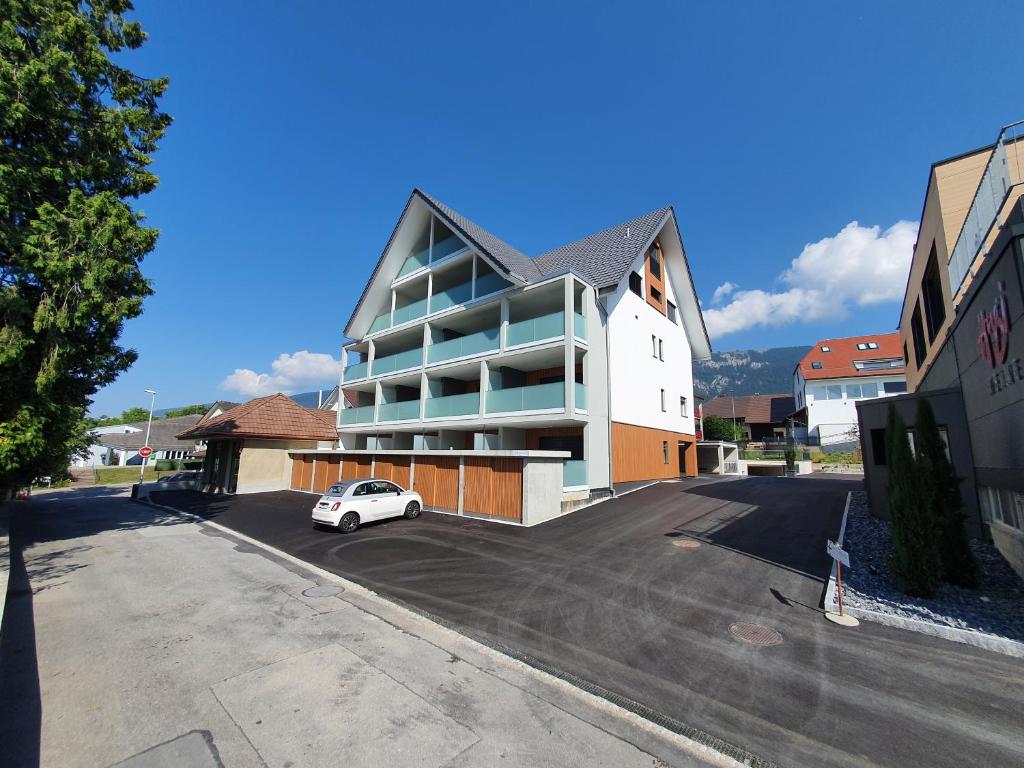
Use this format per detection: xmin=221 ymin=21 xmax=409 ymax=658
xmin=311 ymin=478 xmax=422 ymax=533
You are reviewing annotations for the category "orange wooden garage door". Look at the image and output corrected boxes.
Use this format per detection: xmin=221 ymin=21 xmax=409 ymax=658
xmin=412 ymin=457 xmax=459 ymax=512
xmin=297 ymin=455 xmax=314 ymax=490
xmin=374 ymin=455 xmax=411 ymax=489
xmin=463 ymin=457 xmax=522 ymax=522
xmin=341 ymin=455 xmax=372 ymax=480
xmin=312 ymin=456 xmax=341 ymax=492
xmin=290 ymin=455 xmax=305 ymax=490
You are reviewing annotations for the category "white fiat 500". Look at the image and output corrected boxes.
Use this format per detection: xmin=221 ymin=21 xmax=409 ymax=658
xmin=311 ymin=478 xmax=422 ymax=533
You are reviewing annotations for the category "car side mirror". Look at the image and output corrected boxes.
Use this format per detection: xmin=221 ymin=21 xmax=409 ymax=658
xmin=395 ymin=490 xmax=401 ymax=495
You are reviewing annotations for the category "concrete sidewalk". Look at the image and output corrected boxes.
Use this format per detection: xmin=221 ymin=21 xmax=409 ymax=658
xmin=0 ymin=488 xmax=734 ymax=768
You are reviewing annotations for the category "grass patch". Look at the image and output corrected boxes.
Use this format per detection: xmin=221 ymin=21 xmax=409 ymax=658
xmin=819 ymin=450 xmax=863 ymax=464
xmin=93 ymin=467 xmax=166 ymax=485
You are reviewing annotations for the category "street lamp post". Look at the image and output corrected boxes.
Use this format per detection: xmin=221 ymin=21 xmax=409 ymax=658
xmin=140 ymin=389 xmax=157 ymax=483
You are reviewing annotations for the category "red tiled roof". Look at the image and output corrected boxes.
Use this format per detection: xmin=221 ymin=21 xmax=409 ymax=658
xmin=176 ymin=393 xmax=338 ymax=442
xmin=798 ymin=333 xmax=905 ymax=381
xmin=702 ymin=394 xmax=795 ymax=425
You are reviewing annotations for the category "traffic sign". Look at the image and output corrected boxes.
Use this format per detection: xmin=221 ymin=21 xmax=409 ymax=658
xmin=826 ymin=539 xmax=849 ymax=568
xmin=139 ymin=446 xmax=154 ymax=458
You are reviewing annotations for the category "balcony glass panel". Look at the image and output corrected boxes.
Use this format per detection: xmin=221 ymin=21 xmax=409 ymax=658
xmin=486 ymin=381 xmax=565 ymax=413
xmin=573 ymin=313 xmax=586 ymax=340
xmin=431 ymin=235 xmax=466 ymax=262
xmin=430 ymin=281 xmax=473 ymax=313
xmin=371 ymin=348 xmax=422 ymax=376
xmin=392 ymin=297 xmax=428 ymax=326
xmin=475 ymin=271 xmax=509 ymax=298
xmin=563 ymin=459 xmax=587 ymax=488
xmin=424 ymin=392 xmax=480 ymax=418
xmin=575 ymin=383 xmax=586 ymax=410
xmin=339 ymin=405 xmax=375 ymax=425
xmin=397 ymin=247 xmax=430 ymax=278
xmin=427 ymin=328 xmax=499 ymax=364
xmin=377 ymin=400 xmax=421 ymax=422
xmin=343 ymin=361 xmax=368 ymax=382
xmin=368 ymin=313 xmax=391 ymax=334
xmin=506 ymin=311 xmax=565 ymax=347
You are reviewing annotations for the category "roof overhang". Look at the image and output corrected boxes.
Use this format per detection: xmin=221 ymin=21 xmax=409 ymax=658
xmin=654 ymin=208 xmax=713 ymax=360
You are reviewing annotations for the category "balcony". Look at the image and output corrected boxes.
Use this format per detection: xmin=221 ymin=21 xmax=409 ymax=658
xmin=507 ymin=311 xmax=564 ymax=348
xmin=574 ymin=382 xmax=586 ymax=411
xmin=392 ymin=297 xmax=428 ymax=327
xmin=424 ymin=392 xmax=480 ymax=419
xmin=573 ymin=313 xmax=586 ymax=340
xmin=432 ymin=235 xmax=465 ymax=262
xmin=343 ymin=361 xmax=369 ymax=382
xmin=397 ymin=246 xmax=430 ymax=278
xmin=563 ymin=459 xmax=587 ymax=489
xmin=372 ymin=347 xmax=423 ymax=376
xmin=378 ymin=400 xmax=420 ymax=422
xmin=339 ymin=405 xmax=375 ymax=425
xmin=428 ymin=327 xmax=499 ymax=365
xmin=486 ymin=381 xmax=565 ymax=414
xmin=429 ymin=280 xmax=473 ymax=314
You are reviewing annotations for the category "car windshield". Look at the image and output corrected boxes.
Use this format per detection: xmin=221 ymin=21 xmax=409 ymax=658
xmin=326 ymin=483 xmax=350 ymax=496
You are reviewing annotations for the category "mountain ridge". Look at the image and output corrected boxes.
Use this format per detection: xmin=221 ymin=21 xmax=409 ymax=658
xmin=694 ymin=345 xmax=809 ymax=399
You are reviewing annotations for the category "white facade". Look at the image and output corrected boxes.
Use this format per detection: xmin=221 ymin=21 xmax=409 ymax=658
xmin=794 ymin=369 xmax=907 ymax=447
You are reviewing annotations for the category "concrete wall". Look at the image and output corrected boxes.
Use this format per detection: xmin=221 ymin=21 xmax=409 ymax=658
xmin=521 ymin=458 xmax=566 ymax=526
xmin=990 ymin=523 xmax=1024 ymax=578
xmin=237 ymin=440 xmax=317 ymax=494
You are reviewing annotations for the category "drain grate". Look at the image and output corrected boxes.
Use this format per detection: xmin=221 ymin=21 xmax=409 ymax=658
xmin=302 ymin=584 xmax=344 ymax=598
xmin=671 ymin=539 xmax=701 ymax=549
xmin=729 ymin=622 xmax=783 ymax=646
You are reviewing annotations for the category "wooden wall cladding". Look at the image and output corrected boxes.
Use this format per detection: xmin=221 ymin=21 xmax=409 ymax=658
xmin=611 ymin=422 xmax=695 ymax=483
xmin=412 ymin=456 xmax=460 ymax=511
xmin=374 ymin=455 xmax=411 ymax=489
xmin=312 ymin=456 xmax=341 ymax=492
xmin=463 ymin=457 xmax=522 ymax=521
xmin=298 ymin=455 xmax=314 ymax=489
xmin=644 ymin=240 xmax=667 ymax=315
xmin=341 ymin=455 xmax=372 ymax=480
xmin=290 ymin=455 xmax=305 ymax=490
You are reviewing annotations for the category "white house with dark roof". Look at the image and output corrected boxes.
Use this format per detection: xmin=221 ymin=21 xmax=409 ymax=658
xmin=336 ymin=188 xmax=711 ymax=500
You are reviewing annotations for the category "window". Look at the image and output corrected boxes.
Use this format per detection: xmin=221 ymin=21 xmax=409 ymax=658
xmin=666 ymin=301 xmax=678 ymax=324
xmin=649 ymin=243 xmax=662 ymax=279
xmin=847 ymin=383 xmax=862 ymax=398
xmin=660 ymin=389 xmax=666 ymax=411
xmin=884 ymin=381 xmax=907 ymax=394
xmin=903 ymin=343 xmax=909 ymax=366
xmin=868 ymin=342 xmax=878 ymax=349
xmin=811 ymin=361 xmax=823 ymax=369
xmin=910 ymin=305 xmax=926 ymax=367
xmin=827 ymin=384 xmax=842 ymax=400
xmin=870 ymin=429 xmax=887 ymax=465
xmin=650 ymin=286 xmax=662 ymax=303
xmin=680 ymin=396 xmax=687 ymax=417
xmin=922 ymin=244 xmax=946 ymax=342
xmin=629 ymin=271 xmax=643 ymax=296
xmin=658 ymin=339 xmax=664 ymax=361
xmin=821 ymin=345 xmax=830 ymax=352
xmin=662 ymin=440 xmax=669 ymax=464
xmin=979 ymin=486 xmax=1024 ymax=531
xmin=353 ymin=482 xmax=372 ymax=496
xmin=652 ymin=335 xmax=657 ymax=357
xmin=861 ymin=382 xmax=879 ymax=399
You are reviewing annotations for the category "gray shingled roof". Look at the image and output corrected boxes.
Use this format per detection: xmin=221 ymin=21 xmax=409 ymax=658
xmin=97 ymin=415 xmax=204 ymax=450
xmin=532 ymin=207 xmax=671 ymax=288
xmin=417 ymin=190 xmax=543 ymax=282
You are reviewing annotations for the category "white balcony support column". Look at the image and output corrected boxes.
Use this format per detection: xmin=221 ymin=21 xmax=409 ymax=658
xmin=428 ymin=215 xmax=435 ymax=264
xmin=479 ymin=360 xmax=489 ymax=417
xmin=563 ymin=276 xmax=574 ymax=414
xmin=471 ymin=254 xmax=478 ymax=300
xmin=499 ymin=296 xmax=510 ymax=351
xmin=374 ymin=381 xmax=383 ymax=426
xmin=426 ymin=270 xmax=433 ymax=314
xmin=419 ymin=372 xmax=428 ymax=420
xmin=389 ymin=289 xmax=396 ymax=324
xmin=367 ymin=339 xmax=376 ymax=377
xmin=421 ymin=323 xmax=431 ymax=367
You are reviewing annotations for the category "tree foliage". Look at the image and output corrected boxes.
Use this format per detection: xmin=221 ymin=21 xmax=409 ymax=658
xmin=0 ymin=0 xmax=168 ymax=490
xmin=702 ymin=414 xmax=746 ymax=442
xmin=162 ymin=403 xmax=207 ymax=418
xmin=885 ymin=404 xmax=940 ymax=597
xmin=915 ymin=397 xmax=977 ymax=587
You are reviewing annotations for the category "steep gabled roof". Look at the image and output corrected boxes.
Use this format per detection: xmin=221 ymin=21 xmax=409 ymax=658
xmin=176 ymin=394 xmax=338 ymax=442
xmin=799 ymin=333 xmax=905 ymax=381
xmin=533 ymin=207 xmax=672 ymax=288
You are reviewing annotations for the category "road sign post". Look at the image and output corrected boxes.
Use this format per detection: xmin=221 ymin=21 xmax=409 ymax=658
xmin=825 ymin=539 xmax=859 ymax=627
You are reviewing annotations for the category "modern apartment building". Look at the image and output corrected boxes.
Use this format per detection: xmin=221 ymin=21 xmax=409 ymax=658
xmin=336 ymin=189 xmax=711 ymax=497
xmin=791 ymin=334 xmax=906 ymax=450
xmin=858 ymin=121 xmax=1024 ymax=575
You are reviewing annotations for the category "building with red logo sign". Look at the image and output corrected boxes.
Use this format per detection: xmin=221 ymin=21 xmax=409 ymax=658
xmin=857 ymin=122 xmax=1024 ymax=577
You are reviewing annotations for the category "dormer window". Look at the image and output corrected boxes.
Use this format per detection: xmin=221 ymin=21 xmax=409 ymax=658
xmin=811 ymin=361 xmax=823 ymax=369
xmin=820 ymin=345 xmax=830 ymax=352
xmin=856 ymin=341 xmax=879 ymax=351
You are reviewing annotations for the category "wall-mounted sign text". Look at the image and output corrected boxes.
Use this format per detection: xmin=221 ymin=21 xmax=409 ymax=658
xmin=977 ymin=281 xmax=1021 ymax=394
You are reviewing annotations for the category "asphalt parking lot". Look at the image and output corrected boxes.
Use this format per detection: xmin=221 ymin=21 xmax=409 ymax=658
xmin=154 ymin=476 xmax=1024 ymax=768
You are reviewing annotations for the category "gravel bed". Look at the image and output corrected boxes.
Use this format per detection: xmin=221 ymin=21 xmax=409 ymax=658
xmin=840 ymin=491 xmax=1024 ymax=643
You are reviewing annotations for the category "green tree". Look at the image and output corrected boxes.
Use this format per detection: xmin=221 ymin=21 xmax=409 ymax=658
xmin=0 ymin=1 xmax=169 ymax=492
xmin=885 ymin=404 xmax=940 ymax=597
xmin=915 ymin=398 xmax=977 ymax=587
xmin=702 ymin=414 xmax=745 ymax=442
xmin=162 ymin=403 xmax=208 ymax=418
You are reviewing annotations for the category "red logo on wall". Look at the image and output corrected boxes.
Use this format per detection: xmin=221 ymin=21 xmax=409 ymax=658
xmin=977 ymin=281 xmax=1011 ymax=369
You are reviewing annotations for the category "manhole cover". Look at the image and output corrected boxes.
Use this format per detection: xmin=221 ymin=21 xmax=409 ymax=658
xmin=729 ymin=622 xmax=783 ymax=646
xmin=302 ymin=584 xmax=344 ymax=598
xmin=671 ymin=539 xmax=701 ymax=549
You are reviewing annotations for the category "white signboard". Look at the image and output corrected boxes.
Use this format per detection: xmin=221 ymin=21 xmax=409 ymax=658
xmin=826 ymin=539 xmax=850 ymax=568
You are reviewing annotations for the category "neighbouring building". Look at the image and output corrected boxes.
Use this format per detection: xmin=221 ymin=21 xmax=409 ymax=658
xmin=858 ymin=121 xmax=1024 ymax=575
xmin=88 ymin=414 xmax=205 ymax=467
xmin=791 ymin=334 xmax=907 ymax=451
xmin=701 ymin=394 xmax=796 ymax=442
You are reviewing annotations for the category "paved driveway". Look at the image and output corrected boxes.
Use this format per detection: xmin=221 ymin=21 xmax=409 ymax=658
xmin=155 ymin=477 xmax=1024 ymax=768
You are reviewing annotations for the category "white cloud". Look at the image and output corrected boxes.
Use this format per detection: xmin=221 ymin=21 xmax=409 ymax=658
xmin=220 ymin=350 xmax=343 ymax=398
xmin=702 ymin=220 xmax=917 ymax=339
xmin=711 ymin=281 xmax=738 ymax=304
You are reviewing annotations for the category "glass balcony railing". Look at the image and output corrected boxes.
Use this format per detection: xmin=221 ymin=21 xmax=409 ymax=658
xmin=377 ymin=400 xmax=420 ymax=422
xmin=397 ymin=247 xmax=430 ymax=278
xmin=343 ymin=361 xmax=369 ymax=381
xmin=424 ymin=391 xmax=480 ymax=419
xmin=392 ymin=297 xmax=428 ymax=327
xmin=486 ymin=381 xmax=564 ymax=414
xmin=371 ymin=348 xmax=422 ymax=376
xmin=432 ymin=235 xmax=466 ymax=262
xmin=368 ymin=313 xmax=391 ymax=334
xmin=475 ymin=271 xmax=508 ymax=298
xmin=573 ymin=313 xmax=586 ymax=339
xmin=429 ymin=281 xmax=473 ymax=313
xmin=506 ymin=311 xmax=564 ymax=347
xmin=575 ymin=382 xmax=586 ymax=410
xmin=428 ymin=328 xmax=499 ymax=365
xmin=563 ymin=459 xmax=587 ymax=488
xmin=339 ymin=405 xmax=375 ymax=425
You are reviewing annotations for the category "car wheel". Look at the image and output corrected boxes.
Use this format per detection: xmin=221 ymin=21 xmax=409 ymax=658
xmin=404 ymin=501 xmax=421 ymax=519
xmin=338 ymin=512 xmax=360 ymax=533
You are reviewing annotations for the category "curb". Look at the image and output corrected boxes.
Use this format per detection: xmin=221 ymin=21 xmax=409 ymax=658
xmin=825 ymin=494 xmax=1024 ymax=659
xmin=137 ymin=496 xmax=766 ymax=768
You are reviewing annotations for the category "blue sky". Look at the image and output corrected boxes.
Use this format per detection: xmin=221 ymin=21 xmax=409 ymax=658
xmin=91 ymin=0 xmax=1024 ymax=415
